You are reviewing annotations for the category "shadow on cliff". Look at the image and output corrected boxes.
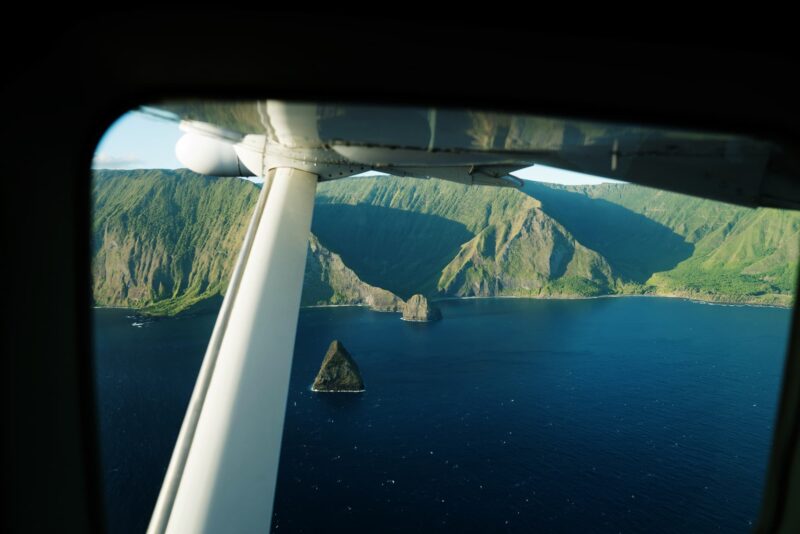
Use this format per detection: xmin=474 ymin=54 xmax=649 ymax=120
xmin=312 ymin=204 xmax=473 ymax=299
xmin=522 ymin=182 xmax=694 ymax=283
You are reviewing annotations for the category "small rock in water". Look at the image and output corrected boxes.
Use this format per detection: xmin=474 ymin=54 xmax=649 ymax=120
xmin=311 ymin=340 xmax=365 ymax=393
xmin=402 ymin=294 xmax=442 ymax=322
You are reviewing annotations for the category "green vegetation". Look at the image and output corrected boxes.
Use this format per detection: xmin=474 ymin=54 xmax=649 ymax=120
xmin=436 ymin=206 xmax=614 ymax=298
xmin=92 ymin=169 xmax=799 ymax=316
xmin=573 ymin=183 xmax=800 ymax=305
xmin=303 ymin=235 xmax=404 ymax=312
xmin=314 ymin=176 xmax=537 ymax=297
xmin=92 ymin=170 xmax=404 ymax=315
xmin=93 ymin=169 xmax=258 ymax=315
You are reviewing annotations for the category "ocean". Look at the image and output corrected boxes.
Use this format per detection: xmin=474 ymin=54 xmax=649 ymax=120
xmin=93 ymin=297 xmax=791 ymax=533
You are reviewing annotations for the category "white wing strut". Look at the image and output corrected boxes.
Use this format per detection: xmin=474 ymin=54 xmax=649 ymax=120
xmin=148 ymin=167 xmax=318 ymax=534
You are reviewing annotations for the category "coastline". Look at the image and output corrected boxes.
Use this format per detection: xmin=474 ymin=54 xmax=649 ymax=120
xmin=302 ymin=303 xmax=401 ymax=313
xmin=431 ymin=292 xmax=792 ymax=310
xmin=94 ymin=291 xmax=793 ymax=319
xmin=310 ymin=386 xmax=365 ymax=393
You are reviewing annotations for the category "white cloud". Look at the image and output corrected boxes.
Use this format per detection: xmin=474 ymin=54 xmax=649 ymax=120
xmin=92 ymin=151 xmax=143 ymax=169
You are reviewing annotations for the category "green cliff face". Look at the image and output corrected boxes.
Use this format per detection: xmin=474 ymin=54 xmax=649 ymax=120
xmin=438 ymin=203 xmax=614 ymax=298
xmin=555 ymin=182 xmax=800 ymax=305
xmin=92 ymin=170 xmax=403 ymax=315
xmin=303 ymin=234 xmax=405 ymax=312
xmin=92 ymin=170 xmax=799 ymax=315
xmin=314 ymin=177 xmax=639 ymax=299
xmin=315 ymin=176 xmax=798 ymax=306
xmin=645 ymin=207 xmax=800 ymax=306
xmin=92 ymin=169 xmax=258 ymax=315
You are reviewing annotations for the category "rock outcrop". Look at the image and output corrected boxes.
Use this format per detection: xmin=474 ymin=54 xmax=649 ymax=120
xmin=311 ymin=340 xmax=365 ymax=392
xmin=304 ymin=235 xmax=405 ymax=312
xmin=402 ymin=294 xmax=442 ymax=322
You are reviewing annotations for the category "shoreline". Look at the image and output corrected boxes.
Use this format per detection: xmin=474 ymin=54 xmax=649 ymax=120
xmin=310 ymin=387 xmax=365 ymax=393
xmin=93 ymin=292 xmax=792 ymax=318
xmin=302 ymin=303 xmax=401 ymax=313
xmin=431 ymin=292 xmax=792 ymax=310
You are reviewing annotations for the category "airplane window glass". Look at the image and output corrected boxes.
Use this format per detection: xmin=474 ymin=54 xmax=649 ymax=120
xmin=92 ymin=101 xmax=798 ymax=533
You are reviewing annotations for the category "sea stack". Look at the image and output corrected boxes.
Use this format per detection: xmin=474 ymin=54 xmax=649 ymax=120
xmin=402 ymin=294 xmax=442 ymax=322
xmin=312 ymin=340 xmax=365 ymax=392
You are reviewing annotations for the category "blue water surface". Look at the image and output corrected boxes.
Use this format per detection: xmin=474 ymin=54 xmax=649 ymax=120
xmin=93 ymin=297 xmax=791 ymax=533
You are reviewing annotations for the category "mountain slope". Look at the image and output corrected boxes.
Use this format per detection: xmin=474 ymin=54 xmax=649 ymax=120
xmin=92 ymin=170 xmax=403 ymax=315
xmin=553 ymin=182 xmax=800 ymax=305
xmin=317 ymin=175 xmax=798 ymax=305
xmin=313 ymin=176 xmax=536 ymax=298
xmin=314 ymin=176 xmax=616 ymax=299
xmin=521 ymin=181 xmax=695 ymax=283
xmin=438 ymin=204 xmax=614 ymax=297
xmin=647 ymin=208 xmax=800 ymax=305
xmin=303 ymin=235 xmax=404 ymax=311
xmin=92 ymin=169 xmax=799 ymax=314
xmin=92 ymin=169 xmax=258 ymax=314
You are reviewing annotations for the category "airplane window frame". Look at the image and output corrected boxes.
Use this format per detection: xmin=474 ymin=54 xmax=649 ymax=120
xmin=4 ymin=16 xmax=800 ymax=534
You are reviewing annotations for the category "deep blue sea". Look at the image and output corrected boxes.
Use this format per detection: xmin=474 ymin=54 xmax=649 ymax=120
xmin=93 ymin=297 xmax=792 ymax=533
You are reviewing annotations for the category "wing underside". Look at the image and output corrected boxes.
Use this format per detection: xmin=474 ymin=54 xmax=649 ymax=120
xmin=150 ymin=101 xmax=800 ymax=208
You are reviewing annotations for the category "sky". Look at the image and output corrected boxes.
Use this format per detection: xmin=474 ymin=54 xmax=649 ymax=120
xmin=94 ymin=111 xmax=183 ymax=169
xmin=94 ymin=111 xmax=622 ymax=186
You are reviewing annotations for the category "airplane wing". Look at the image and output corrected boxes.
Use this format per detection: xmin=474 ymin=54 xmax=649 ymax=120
xmin=149 ymin=101 xmax=800 ymax=208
